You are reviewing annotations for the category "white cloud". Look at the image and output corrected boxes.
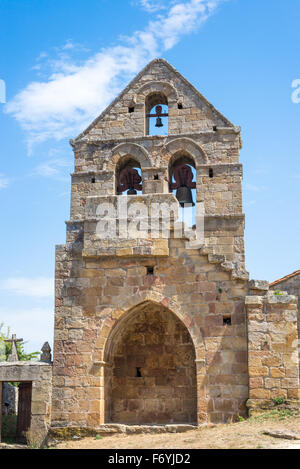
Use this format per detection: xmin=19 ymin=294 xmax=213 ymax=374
xmin=1 ymin=277 xmax=54 ymax=298
xmin=0 ymin=173 xmax=10 ymax=189
xmin=5 ymin=0 xmax=225 ymax=148
xmin=137 ymin=0 xmax=167 ymax=12
xmin=33 ymin=157 xmax=72 ymax=180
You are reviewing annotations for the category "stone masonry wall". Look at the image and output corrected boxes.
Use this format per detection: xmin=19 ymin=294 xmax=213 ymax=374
xmin=246 ymin=292 xmax=300 ymax=415
xmin=270 ymin=273 xmax=300 ymax=299
xmin=52 ymin=237 xmax=249 ymax=427
xmin=68 ymin=59 xmax=244 ymax=267
xmin=51 ymin=59 xmax=249 ymax=429
xmin=76 ymin=59 xmax=235 ymax=142
xmin=0 ymin=362 xmax=52 ymax=442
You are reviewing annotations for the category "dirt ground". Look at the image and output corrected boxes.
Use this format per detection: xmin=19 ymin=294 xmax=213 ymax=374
xmin=55 ymin=410 xmax=300 ymax=450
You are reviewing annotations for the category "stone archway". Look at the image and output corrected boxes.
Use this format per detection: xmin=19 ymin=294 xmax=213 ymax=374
xmin=104 ymin=301 xmax=197 ymax=425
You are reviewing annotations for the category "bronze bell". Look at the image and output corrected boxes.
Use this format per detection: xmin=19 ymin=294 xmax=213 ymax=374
xmin=175 ymin=186 xmax=195 ymax=207
xmin=155 ymin=117 xmax=163 ymax=128
xmin=127 ymin=188 xmax=137 ymax=195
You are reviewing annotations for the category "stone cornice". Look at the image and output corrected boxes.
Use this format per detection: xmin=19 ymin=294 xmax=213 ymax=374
xmin=70 ymin=163 xmax=243 ymax=179
xmin=71 ymin=128 xmax=241 ymax=149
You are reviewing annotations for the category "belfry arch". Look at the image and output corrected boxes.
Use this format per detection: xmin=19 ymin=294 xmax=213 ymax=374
xmin=102 ymin=301 xmax=198 ymax=425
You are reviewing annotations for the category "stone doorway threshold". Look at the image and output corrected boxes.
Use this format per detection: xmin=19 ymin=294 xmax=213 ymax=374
xmin=49 ymin=423 xmax=198 ymax=441
xmin=99 ymin=424 xmax=198 ymax=434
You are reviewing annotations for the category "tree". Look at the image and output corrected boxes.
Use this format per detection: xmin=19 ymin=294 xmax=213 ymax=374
xmin=0 ymin=322 xmax=40 ymax=361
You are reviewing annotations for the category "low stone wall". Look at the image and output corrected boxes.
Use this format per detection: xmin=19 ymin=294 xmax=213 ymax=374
xmin=246 ymin=292 xmax=300 ymax=415
xmin=0 ymin=362 xmax=52 ymax=444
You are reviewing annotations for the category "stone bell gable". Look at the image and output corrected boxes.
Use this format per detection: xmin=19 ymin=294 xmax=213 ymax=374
xmin=49 ymin=58 xmax=299 ymax=435
xmin=69 ymin=59 xmax=244 ymax=270
xmin=75 ymin=58 xmax=235 ymax=144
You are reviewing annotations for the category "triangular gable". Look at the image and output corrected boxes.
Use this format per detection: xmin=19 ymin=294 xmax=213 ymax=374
xmin=75 ymin=58 xmax=234 ymax=142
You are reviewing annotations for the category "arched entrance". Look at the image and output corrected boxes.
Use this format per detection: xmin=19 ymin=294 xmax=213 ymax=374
xmin=104 ymin=302 xmax=197 ymax=424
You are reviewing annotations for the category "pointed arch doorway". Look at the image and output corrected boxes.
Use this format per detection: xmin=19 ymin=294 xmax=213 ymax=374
xmin=104 ymin=301 xmax=197 ymax=425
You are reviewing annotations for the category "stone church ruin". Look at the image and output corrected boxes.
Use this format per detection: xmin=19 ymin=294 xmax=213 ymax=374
xmin=1 ymin=59 xmax=299 ymax=443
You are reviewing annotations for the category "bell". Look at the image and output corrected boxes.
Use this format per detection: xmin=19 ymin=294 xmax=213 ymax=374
xmin=175 ymin=186 xmax=195 ymax=207
xmin=155 ymin=117 xmax=163 ymax=128
xmin=127 ymin=188 xmax=137 ymax=195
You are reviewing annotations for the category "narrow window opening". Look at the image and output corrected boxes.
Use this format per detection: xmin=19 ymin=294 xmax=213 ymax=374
xmin=136 ymin=367 xmax=142 ymax=377
xmin=223 ymin=316 xmax=232 ymax=326
xmin=154 ymin=174 xmax=159 ymax=180
xmin=128 ymin=107 xmax=135 ymax=113
xmin=147 ymin=266 xmax=154 ymax=275
xmin=91 ymin=177 xmax=96 ymax=183
xmin=213 ymin=125 xmax=217 ymax=132
xmin=178 ymin=103 xmax=183 ymax=109
xmin=145 ymin=93 xmax=168 ymax=136
xmin=209 ymin=168 xmax=214 ymax=178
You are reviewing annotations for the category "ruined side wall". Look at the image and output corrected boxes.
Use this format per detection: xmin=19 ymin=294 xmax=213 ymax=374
xmin=270 ymin=275 xmax=300 ymax=299
xmin=246 ymin=293 xmax=300 ymax=415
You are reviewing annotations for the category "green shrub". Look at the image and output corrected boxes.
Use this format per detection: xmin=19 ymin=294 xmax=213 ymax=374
xmin=274 ymin=290 xmax=284 ymax=296
xmin=273 ymin=396 xmax=286 ymax=405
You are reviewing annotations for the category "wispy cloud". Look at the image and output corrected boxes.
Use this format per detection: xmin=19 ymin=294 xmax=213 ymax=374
xmin=5 ymin=0 xmax=225 ymax=149
xmin=33 ymin=158 xmax=72 ymax=181
xmin=244 ymin=199 xmax=257 ymax=207
xmin=137 ymin=0 xmax=167 ymax=12
xmin=0 ymin=174 xmax=10 ymax=189
xmin=245 ymin=183 xmax=267 ymax=192
xmin=0 ymin=277 xmax=54 ymax=298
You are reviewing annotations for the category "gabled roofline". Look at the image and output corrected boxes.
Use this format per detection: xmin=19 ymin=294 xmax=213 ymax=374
xmin=74 ymin=58 xmax=235 ymax=143
xmin=270 ymin=269 xmax=300 ymax=287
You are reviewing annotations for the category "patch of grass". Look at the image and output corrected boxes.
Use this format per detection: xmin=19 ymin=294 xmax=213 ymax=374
xmin=1 ymin=415 xmax=17 ymax=442
xmin=237 ymin=415 xmax=246 ymax=422
xmin=249 ymin=409 xmax=299 ymax=423
xmin=94 ymin=434 xmax=103 ymax=440
xmin=26 ymin=428 xmax=46 ymax=449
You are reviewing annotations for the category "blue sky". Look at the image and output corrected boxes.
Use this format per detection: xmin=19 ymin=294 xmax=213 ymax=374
xmin=0 ymin=0 xmax=299 ymax=353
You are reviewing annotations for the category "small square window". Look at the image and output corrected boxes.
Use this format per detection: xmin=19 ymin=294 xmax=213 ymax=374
xmin=128 ymin=107 xmax=135 ymax=113
xmin=223 ymin=316 xmax=231 ymax=326
xmin=91 ymin=177 xmax=96 ymax=183
xmin=147 ymin=266 xmax=154 ymax=275
xmin=178 ymin=103 xmax=183 ymax=110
